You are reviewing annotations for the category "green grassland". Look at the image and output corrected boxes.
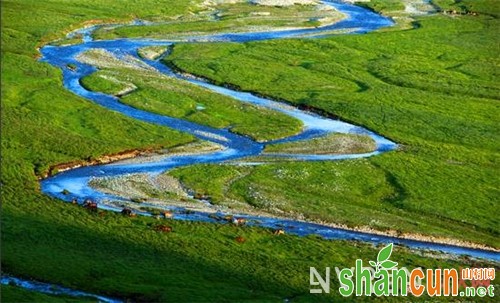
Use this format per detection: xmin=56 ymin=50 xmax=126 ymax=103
xmin=78 ymin=49 xmax=303 ymax=142
xmin=2 ymin=0 xmax=499 ymax=302
xmin=92 ymin=1 xmax=344 ymax=41
xmin=356 ymin=0 xmax=405 ymax=13
xmin=165 ymin=2 xmax=500 ymax=247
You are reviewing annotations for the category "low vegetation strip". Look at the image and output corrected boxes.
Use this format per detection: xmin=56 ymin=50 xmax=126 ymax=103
xmin=264 ymin=133 xmax=376 ymax=155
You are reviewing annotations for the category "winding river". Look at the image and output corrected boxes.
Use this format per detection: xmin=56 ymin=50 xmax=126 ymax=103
xmin=33 ymin=0 xmax=499 ymax=266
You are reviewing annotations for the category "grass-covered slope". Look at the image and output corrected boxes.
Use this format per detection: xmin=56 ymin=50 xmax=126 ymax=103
xmin=166 ymin=6 xmax=500 ymax=246
xmin=1 ymin=1 xmax=199 ymax=180
xmin=6 ymin=201 xmax=497 ymax=303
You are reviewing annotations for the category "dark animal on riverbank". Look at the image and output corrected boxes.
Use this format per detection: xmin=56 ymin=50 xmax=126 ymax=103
xmin=71 ymin=198 xmax=78 ymax=204
xmin=194 ymin=193 xmax=210 ymax=200
xmin=121 ymin=208 xmax=133 ymax=216
xmin=153 ymin=225 xmax=173 ymax=233
xmin=83 ymin=199 xmax=98 ymax=211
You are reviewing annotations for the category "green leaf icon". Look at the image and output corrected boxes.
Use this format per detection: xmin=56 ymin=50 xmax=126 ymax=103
xmin=369 ymin=261 xmax=377 ymax=267
xmin=381 ymin=260 xmax=398 ymax=270
xmin=377 ymin=243 xmax=393 ymax=263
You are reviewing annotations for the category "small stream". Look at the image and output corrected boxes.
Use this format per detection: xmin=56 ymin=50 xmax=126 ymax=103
xmin=1 ymin=275 xmax=122 ymax=303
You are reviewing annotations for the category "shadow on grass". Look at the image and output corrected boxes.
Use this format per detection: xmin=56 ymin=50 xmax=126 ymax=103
xmin=1 ymin=205 xmax=323 ymax=303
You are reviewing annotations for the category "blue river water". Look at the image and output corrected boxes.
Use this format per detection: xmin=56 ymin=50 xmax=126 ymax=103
xmin=1 ymin=275 xmax=122 ymax=303
xmin=35 ymin=0 xmax=500 ymax=265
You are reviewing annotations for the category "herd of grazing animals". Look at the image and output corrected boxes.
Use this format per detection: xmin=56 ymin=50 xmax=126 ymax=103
xmin=441 ymin=9 xmax=479 ymax=16
xmin=74 ymin=197 xmax=286 ymax=237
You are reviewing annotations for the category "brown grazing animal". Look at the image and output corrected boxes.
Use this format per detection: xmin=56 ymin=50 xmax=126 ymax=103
xmin=153 ymin=225 xmax=173 ymax=233
xmin=273 ymin=229 xmax=285 ymax=235
xmin=83 ymin=199 xmax=98 ymax=211
xmin=162 ymin=211 xmax=173 ymax=219
xmin=232 ymin=217 xmax=246 ymax=225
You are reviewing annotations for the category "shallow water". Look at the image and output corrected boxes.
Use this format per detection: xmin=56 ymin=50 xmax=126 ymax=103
xmin=38 ymin=0 xmax=499 ymax=262
xmin=1 ymin=275 xmax=122 ymax=303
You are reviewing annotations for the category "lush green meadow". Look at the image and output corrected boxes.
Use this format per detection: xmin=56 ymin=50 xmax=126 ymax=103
xmin=166 ymin=2 xmax=500 ymax=247
xmin=356 ymin=0 xmax=405 ymax=13
xmin=1 ymin=0 xmax=499 ymax=302
xmin=79 ymin=50 xmax=302 ymax=142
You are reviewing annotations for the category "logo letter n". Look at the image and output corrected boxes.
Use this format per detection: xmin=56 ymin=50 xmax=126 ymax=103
xmin=310 ymin=267 xmax=330 ymax=294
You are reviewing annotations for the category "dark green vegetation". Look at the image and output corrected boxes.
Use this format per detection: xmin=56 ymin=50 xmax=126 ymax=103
xmin=166 ymin=2 xmax=500 ymax=247
xmin=2 ymin=0 xmax=499 ymax=302
xmin=78 ymin=49 xmax=302 ymax=141
xmin=92 ymin=1 xmax=344 ymax=41
xmin=1 ymin=285 xmax=95 ymax=303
